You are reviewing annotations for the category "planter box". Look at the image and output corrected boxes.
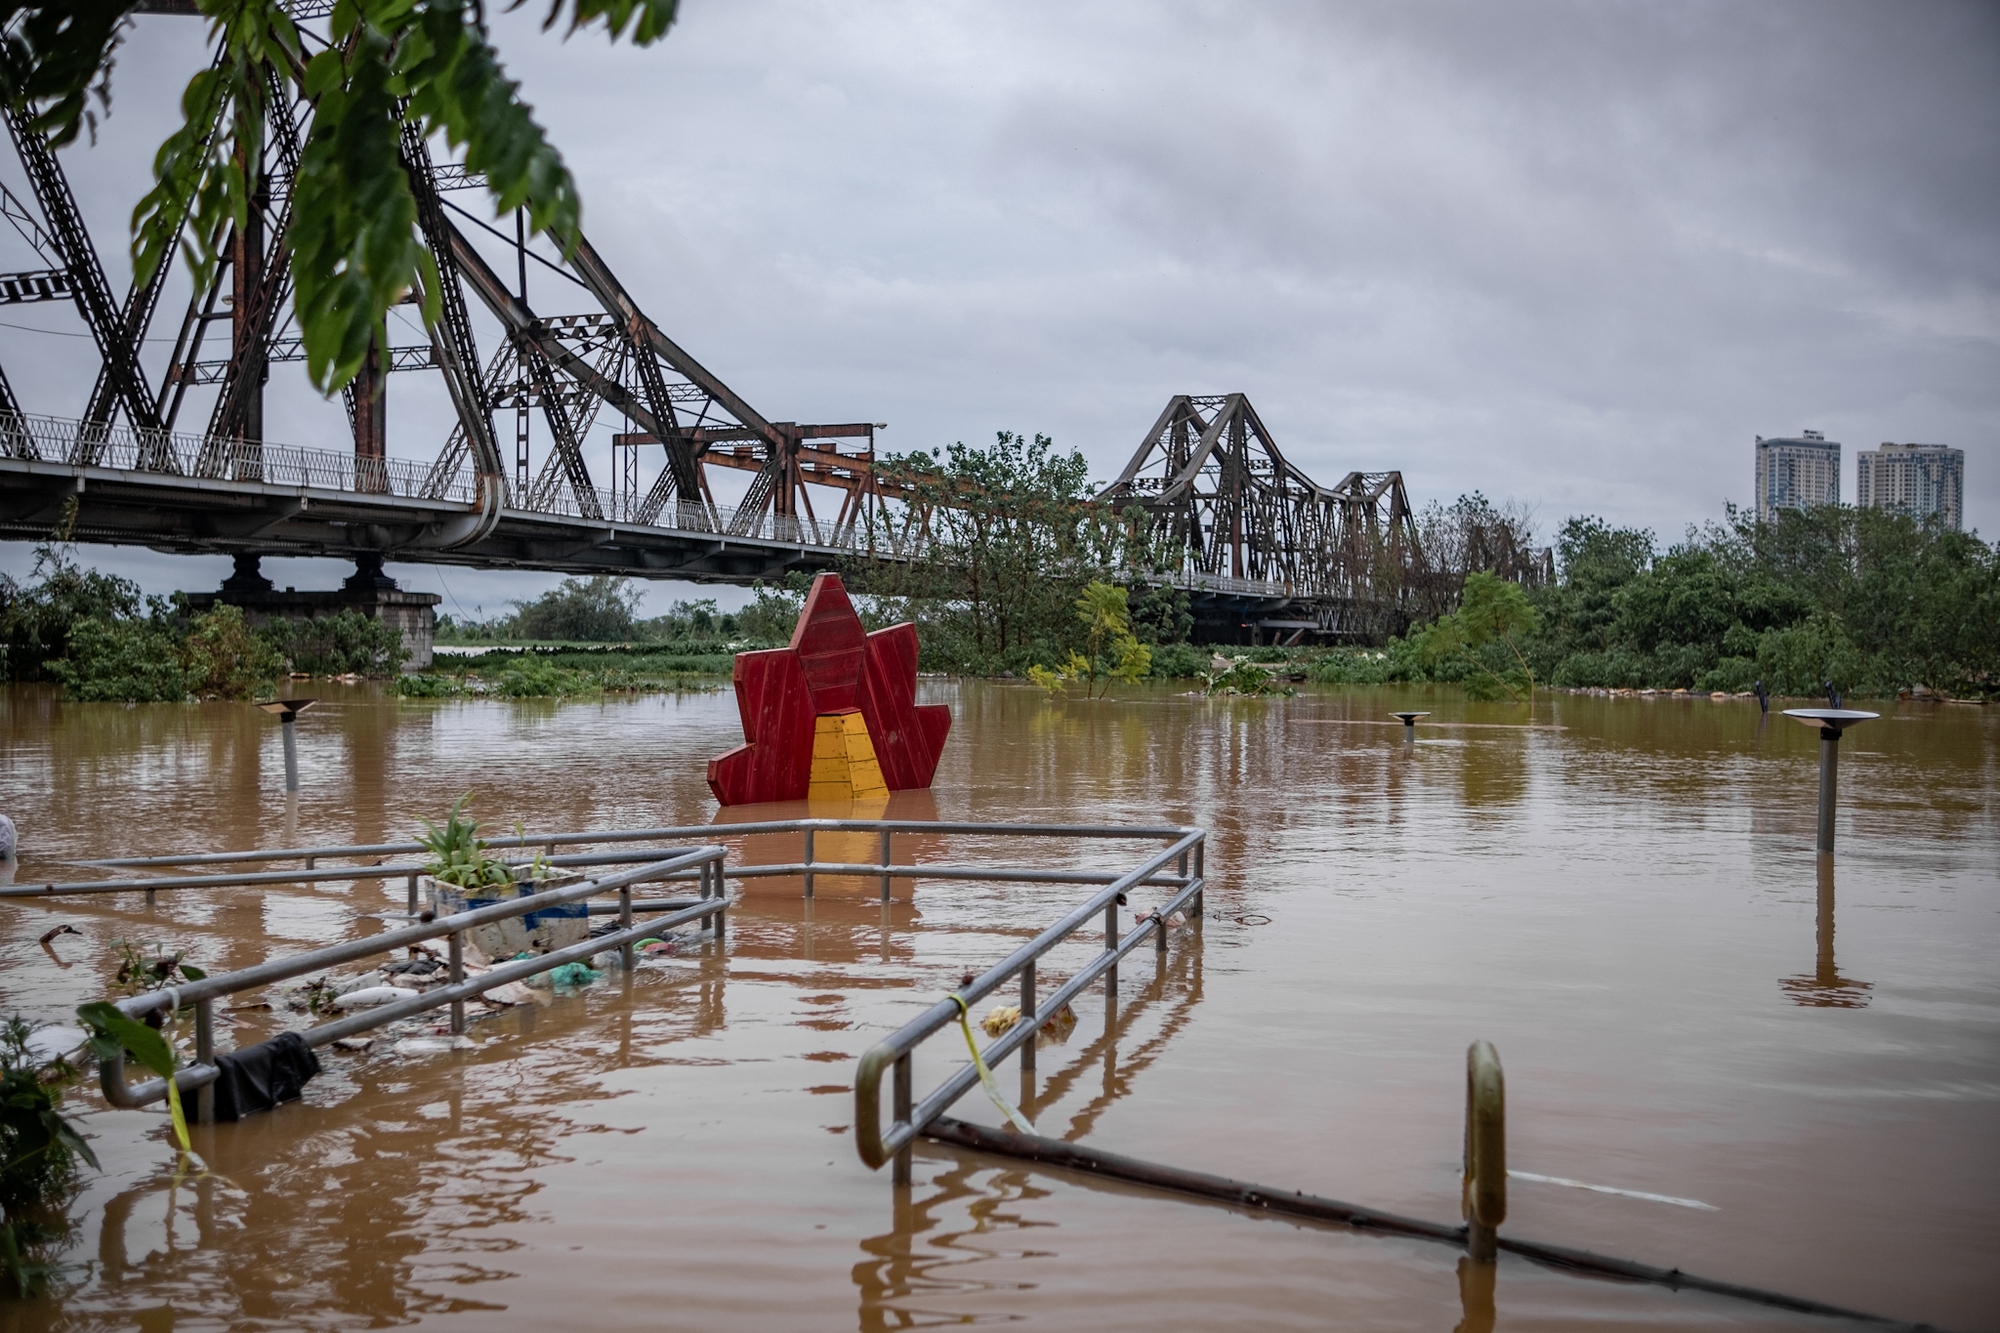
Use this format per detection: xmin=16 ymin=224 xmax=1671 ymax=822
xmin=426 ymin=870 xmax=589 ymax=961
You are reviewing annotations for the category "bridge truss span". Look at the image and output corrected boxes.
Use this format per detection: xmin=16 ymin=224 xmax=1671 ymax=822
xmin=1097 ymin=394 xmax=1423 ymax=641
xmin=0 ymin=12 xmax=899 ymax=584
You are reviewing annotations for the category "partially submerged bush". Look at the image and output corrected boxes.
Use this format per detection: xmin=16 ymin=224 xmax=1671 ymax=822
xmin=1 ymin=1018 xmax=97 ymax=1297
xmin=262 ymin=610 xmax=406 ymax=677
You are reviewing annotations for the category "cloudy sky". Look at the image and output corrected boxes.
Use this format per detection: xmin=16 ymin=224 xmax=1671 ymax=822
xmin=2 ymin=0 xmax=1995 ymax=616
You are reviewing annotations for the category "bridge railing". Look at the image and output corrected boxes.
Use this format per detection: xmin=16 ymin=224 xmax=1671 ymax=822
xmin=0 ymin=410 xmax=484 ymax=504
xmin=0 ymin=410 xmax=927 ymax=555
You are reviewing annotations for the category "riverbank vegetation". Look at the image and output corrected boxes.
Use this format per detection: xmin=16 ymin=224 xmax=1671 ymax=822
xmin=396 ymin=646 xmax=729 ymax=699
xmin=2 ymin=522 xmax=406 ymax=701
xmin=436 ymin=575 xmax=802 ymax=649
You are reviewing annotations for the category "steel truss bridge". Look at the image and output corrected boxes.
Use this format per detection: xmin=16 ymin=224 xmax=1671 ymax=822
xmin=1098 ymin=394 xmax=1422 ymax=641
xmin=0 ymin=13 xmax=1422 ymax=639
xmin=0 ymin=7 xmax=905 ymax=585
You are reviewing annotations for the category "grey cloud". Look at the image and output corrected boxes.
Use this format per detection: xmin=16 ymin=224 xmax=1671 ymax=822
xmin=3 ymin=0 xmax=1995 ymax=604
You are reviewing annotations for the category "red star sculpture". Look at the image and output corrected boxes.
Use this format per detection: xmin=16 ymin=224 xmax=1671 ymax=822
xmin=707 ymin=573 xmax=951 ymax=805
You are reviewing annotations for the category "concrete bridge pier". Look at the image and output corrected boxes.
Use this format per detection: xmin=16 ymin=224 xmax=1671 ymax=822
xmin=185 ymin=553 xmax=440 ymax=670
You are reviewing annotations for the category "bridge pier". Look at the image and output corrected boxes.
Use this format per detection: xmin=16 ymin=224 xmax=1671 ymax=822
xmin=185 ymin=553 xmax=440 ymax=671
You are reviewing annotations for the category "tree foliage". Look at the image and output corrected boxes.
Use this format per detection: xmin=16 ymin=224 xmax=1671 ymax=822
xmin=1027 ymin=581 xmax=1152 ymax=698
xmin=1409 ymin=570 xmax=1539 ymax=701
xmin=508 ymin=574 xmax=642 ymax=642
xmin=0 ymin=526 xmax=142 ymax=681
xmin=1 ymin=0 xmax=679 ymax=394
xmin=853 ymin=432 xmax=1182 ymax=675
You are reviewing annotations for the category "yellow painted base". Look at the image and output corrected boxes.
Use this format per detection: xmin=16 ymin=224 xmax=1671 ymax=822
xmin=808 ymin=709 xmax=890 ymax=802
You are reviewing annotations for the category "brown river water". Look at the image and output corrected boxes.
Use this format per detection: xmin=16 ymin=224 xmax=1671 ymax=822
xmin=1 ymin=680 xmax=1995 ymax=1332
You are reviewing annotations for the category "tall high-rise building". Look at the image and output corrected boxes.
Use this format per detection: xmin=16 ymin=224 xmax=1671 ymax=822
xmin=1856 ymin=443 xmax=1964 ymax=532
xmin=1755 ymin=431 xmax=1841 ymax=522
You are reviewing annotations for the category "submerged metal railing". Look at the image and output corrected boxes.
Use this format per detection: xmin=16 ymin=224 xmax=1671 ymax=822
xmin=95 ymin=846 xmax=728 ymax=1124
xmin=854 ymin=826 xmax=1206 ymax=1182
xmin=55 ymin=819 xmax=1211 ymax=1145
xmin=20 ymin=819 xmax=1205 ymax=903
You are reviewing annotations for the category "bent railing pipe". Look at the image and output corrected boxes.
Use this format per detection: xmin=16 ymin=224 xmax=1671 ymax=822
xmin=96 ymin=846 xmax=726 ymax=1111
xmin=855 ymin=828 xmax=1205 ymax=1173
xmin=1463 ymin=1039 xmax=1506 ymax=1262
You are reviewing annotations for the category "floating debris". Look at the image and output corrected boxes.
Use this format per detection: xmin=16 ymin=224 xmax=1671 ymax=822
xmin=329 ymin=985 xmax=419 ymax=1009
xmin=392 ymin=1036 xmax=476 ymax=1056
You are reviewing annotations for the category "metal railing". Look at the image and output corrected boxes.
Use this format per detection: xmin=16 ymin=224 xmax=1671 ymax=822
xmin=47 ymin=818 xmax=1211 ymax=1146
xmin=30 ymin=819 xmax=1205 ymax=904
xmin=94 ymin=845 xmax=728 ymax=1124
xmin=854 ymin=825 xmax=1206 ymax=1182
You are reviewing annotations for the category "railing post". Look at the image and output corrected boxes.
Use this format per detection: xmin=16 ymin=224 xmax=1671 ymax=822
xmin=449 ymin=930 xmax=467 ymax=1036
xmin=713 ymin=858 xmax=727 ymax=943
xmin=194 ymin=998 xmax=215 ymax=1125
xmin=803 ymin=827 xmax=816 ymax=901
xmin=892 ymin=1052 xmax=913 ymax=1187
xmin=619 ymin=883 xmax=634 ymax=971
xmin=1020 ymin=959 xmax=1036 ymax=1073
xmin=406 ymin=872 xmax=419 ymax=918
xmin=1463 ymin=1039 xmax=1506 ymax=1263
xmin=879 ymin=829 xmax=892 ymax=903
xmin=1193 ymin=839 xmax=1205 ymax=921
xmin=1104 ymin=900 xmax=1119 ymax=996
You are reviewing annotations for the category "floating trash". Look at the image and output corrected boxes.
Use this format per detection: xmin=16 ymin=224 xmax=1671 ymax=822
xmin=330 ymin=985 xmax=419 ymax=1009
xmin=392 ymin=1036 xmax=476 ymax=1056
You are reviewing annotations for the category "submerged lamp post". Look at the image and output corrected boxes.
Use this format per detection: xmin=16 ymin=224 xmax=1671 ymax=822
xmin=257 ymin=699 xmax=316 ymax=793
xmin=1780 ymin=708 xmax=1877 ymax=854
xmin=1392 ymin=711 xmax=1430 ymax=737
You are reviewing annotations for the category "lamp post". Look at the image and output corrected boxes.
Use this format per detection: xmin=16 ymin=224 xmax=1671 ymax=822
xmin=1780 ymin=708 xmax=1877 ymax=854
xmin=1391 ymin=711 xmax=1429 ymax=738
xmin=257 ymin=699 xmax=317 ymax=793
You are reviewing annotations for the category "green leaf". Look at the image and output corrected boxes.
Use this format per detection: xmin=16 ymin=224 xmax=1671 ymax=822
xmin=75 ymin=1001 xmax=176 ymax=1081
xmin=179 ymin=964 xmax=207 ymax=981
xmin=0 ymin=0 xmax=139 ymax=150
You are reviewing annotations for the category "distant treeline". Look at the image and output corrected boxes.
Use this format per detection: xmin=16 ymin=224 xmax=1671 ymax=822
xmin=437 ymin=576 xmax=802 ymax=648
xmin=1307 ymin=505 xmax=1998 ymax=699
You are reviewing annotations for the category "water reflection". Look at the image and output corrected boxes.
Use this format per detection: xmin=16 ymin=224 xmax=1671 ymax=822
xmin=1778 ymin=856 xmax=1873 ymax=1009
xmin=1453 ymin=1256 xmax=1496 ymax=1333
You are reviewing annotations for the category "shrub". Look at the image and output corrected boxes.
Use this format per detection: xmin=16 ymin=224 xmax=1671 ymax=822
xmin=1148 ymin=643 xmax=1208 ymax=679
xmin=179 ymin=604 xmax=282 ymax=698
xmin=47 ymin=619 xmax=187 ymax=701
xmin=2 ymin=1017 xmax=97 ymax=1297
xmin=261 ymin=610 xmax=406 ymax=676
xmin=1756 ymin=613 xmax=1861 ymax=697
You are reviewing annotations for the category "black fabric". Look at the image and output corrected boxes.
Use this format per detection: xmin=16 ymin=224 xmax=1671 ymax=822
xmin=211 ymin=1031 xmax=322 ymax=1123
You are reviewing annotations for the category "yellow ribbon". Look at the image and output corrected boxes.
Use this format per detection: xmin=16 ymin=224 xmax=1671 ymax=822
xmin=952 ymin=994 xmax=1035 ymax=1134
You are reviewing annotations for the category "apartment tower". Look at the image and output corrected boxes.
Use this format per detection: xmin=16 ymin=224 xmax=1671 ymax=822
xmin=1856 ymin=443 xmax=1964 ymax=532
xmin=1754 ymin=431 xmax=1841 ymax=523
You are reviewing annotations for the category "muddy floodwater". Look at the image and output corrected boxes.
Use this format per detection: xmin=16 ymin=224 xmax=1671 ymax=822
xmin=1 ymin=681 xmax=1995 ymax=1332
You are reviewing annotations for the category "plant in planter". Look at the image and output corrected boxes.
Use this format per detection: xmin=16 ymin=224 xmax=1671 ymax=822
xmin=416 ymin=795 xmax=515 ymax=890
xmin=417 ymin=795 xmax=586 ymax=961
